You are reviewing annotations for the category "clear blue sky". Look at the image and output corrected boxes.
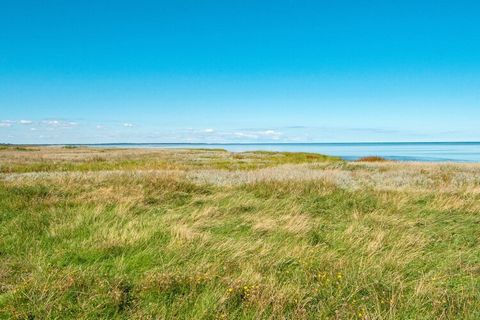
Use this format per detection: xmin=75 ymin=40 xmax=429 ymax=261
xmin=1 ymin=0 xmax=479 ymax=143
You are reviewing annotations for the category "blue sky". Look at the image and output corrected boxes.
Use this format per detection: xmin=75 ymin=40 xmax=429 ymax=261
xmin=1 ymin=0 xmax=479 ymax=143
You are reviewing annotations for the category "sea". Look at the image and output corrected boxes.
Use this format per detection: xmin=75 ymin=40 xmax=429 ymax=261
xmin=80 ymin=142 xmax=480 ymax=162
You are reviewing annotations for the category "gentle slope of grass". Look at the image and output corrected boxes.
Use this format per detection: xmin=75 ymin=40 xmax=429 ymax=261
xmin=0 ymin=147 xmax=479 ymax=319
xmin=0 ymin=147 xmax=340 ymax=173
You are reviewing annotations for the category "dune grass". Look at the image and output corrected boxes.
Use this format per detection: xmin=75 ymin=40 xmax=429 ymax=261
xmin=0 ymin=147 xmax=479 ymax=319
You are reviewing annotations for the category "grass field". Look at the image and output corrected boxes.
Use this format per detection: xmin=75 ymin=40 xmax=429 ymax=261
xmin=1 ymin=146 xmax=479 ymax=319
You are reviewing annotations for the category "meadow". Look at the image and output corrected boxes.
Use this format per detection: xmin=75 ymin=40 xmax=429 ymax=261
xmin=0 ymin=146 xmax=479 ymax=319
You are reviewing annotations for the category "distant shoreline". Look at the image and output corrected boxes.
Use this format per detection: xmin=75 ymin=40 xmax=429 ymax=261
xmin=3 ymin=141 xmax=480 ymax=146
xmin=2 ymin=143 xmax=480 ymax=162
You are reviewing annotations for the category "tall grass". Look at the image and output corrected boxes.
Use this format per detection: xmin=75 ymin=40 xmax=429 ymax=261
xmin=0 ymin=148 xmax=479 ymax=319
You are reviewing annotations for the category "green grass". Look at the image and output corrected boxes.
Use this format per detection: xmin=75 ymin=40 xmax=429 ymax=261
xmin=0 ymin=145 xmax=36 ymax=152
xmin=0 ymin=148 xmax=479 ymax=319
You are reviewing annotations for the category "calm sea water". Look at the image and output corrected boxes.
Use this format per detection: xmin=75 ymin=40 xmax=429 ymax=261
xmin=85 ymin=142 xmax=480 ymax=162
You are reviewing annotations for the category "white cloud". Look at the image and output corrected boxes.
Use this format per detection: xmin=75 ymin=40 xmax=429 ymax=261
xmin=260 ymin=130 xmax=282 ymax=139
xmin=167 ymin=128 xmax=286 ymax=142
xmin=231 ymin=129 xmax=282 ymax=140
xmin=0 ymin=120 xmax=287 ymax=143
xmin=1 ymin=119 xmax=77 ymax=129
xmin=41 ymin=120 xmax=77 ymax=128
xmin=0 ymin=121 xmax=13 ymax=128
xmin=43 ymin=120 xmax=60 ymax=125
xmin=233 ymin=132 xmax=259 ymax=139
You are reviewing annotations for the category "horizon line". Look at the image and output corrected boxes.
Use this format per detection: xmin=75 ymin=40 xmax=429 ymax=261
xmin=3 ymin=141 xmax=480 ymax=146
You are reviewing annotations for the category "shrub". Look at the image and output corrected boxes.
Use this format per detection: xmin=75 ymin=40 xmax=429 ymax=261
xmin=356 ymin=156 xmax=388 ymax=162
